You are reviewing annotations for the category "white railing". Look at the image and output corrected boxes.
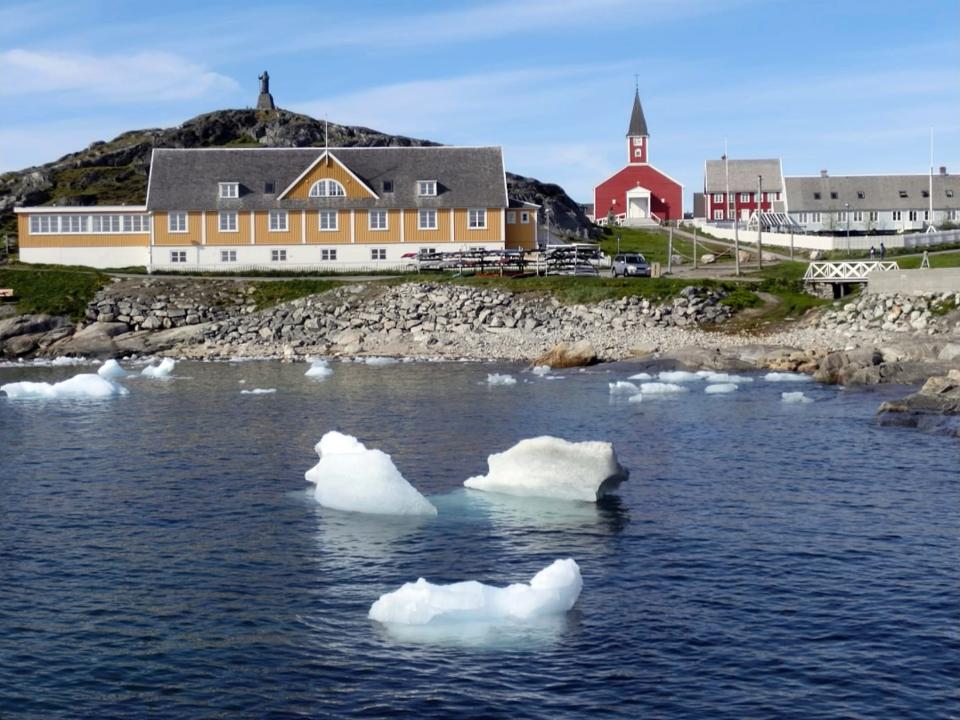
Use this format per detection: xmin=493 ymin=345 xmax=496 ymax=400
xmin=803 ymin=261 xmax=899 ymax=282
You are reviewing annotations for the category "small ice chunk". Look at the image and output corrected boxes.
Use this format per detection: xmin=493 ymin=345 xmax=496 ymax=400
xmin=141 ymin=358 xmax=176 ymax=379
xmin=764 ymin=372 xmax=812 ymax=382
xmin=532 ymin=365 xmax=551 ymax=376
xmin=639 ymin=382 xmax=688 ymax=395
xmin=608 ymin=381 xmax=640 ymax=395
xmin=628 ymin=372 xmax=652 ymax=380
xmin=364 ymin=356 xmax=400 ymax=366
xmin=97 ymin=359 xmax=128 ymax=378
xmin=486 ymin=373 xmax=517 ymax=386
xmin=658 ymin=370 xmax=701 ymax=382
xmin=241 ymin=388 xmax=276 ymax=395
xmin=781 ymin=391 xmax=813 ymax=404
xmin=627 ymin=393 xmax=643 ymax=404
xmin=464 ymin=436 xmax=628 ymax=502
xmin=697 ymin=371 xmax=753 ymax=384
xmin=2 ymin=373 xmax=128 ymax=400
xmin=305 ymin=431 xmax=437 ymax=516
xmin=305 ymin=359 xmax=333 ymax=378
xmin=50 ymin=356 xmax=86 ymax=367
xmin=368 ymin=559 xmax=583 ymax=625
xmin=705 ymin=383 xmax=737 ymax=394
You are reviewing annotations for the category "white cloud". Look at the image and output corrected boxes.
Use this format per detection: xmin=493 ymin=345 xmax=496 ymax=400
xmin=0 ymin=49 xmax=238 ymax=102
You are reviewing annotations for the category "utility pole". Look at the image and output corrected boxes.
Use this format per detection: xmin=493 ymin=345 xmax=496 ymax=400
xmin=845 ymin=202 xmax=851 ymax=252
xmin=757 ymin=175 xmax=763 ymax=270
xmin=725 ymin=141 xmax=740 ymax=276
xmin=667 ymin=227 xmax=673 ymax=274
xmin=693 ymin=227 xmax=698 ymax=270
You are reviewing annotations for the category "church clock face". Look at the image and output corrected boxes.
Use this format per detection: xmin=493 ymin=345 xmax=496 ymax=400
xmin=634 ymin=137 xmax=643 ymax=146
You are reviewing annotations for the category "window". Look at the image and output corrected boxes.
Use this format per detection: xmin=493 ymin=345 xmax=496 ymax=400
xmin=899 ymin=190 xmax=908 ymax=198
xmin=122 ymin=215 xmax=150 ymax=233
xmin=271 ymin=249 xmax=287 ymax=262
xmin=908 ymin=210 xmax=918 ymax=221
xmin=309 ymin=179 xmax=346 ymax=197
xmin=92 ymin=216 xmax=122 ymax=233
xmin=811 ymin=212 xmax=821 ymax=223
xmin=321 ymin=249 xmax=337 ymax=261
xmin=893 ymin=210 xmax=902 ymax=221
xmin=857 ymin=191 xmax=865 ymax=199
xmin=318 ymin=210 xmax=338 ymax=231
xmin=869 ymin=211 xmax=878 ymax=221
xmin=521 ymin=211 xmax=530 ymax=224
xmin=220 ymin=250 xmax=237 ymax=262
xmin=268 ymin=210 xmax=288 ymax=232
xmin=371 ymin=248 xmax=386 ymax=260
xmin=797 ymin=212 xmax=807 ymax=223
xmin=219 ymin=211 xmax=238 ymax=232
xmin=418 ymin=209 xmax=437 ymax=230
xmin=949 ymin=210 xmax=959 ymax=220
xmin=921 ymin=189 xmax=930 ymax=198
xmin=853 ymin=211 xmax=863 ymax=222
xmin=713 ymin=210 xmax=723 ymax=220
xmin=425 ymin=247 xmax=436 ymax=254
xmin=169 ymin=212 xmax=188 ymax=233
xmin=830 ymin=192 xmax=838 ymax=200
xmin=633 ymin=137 xmax=643 ymax=146
xmin=170 ymin=251 xmax=187 ymax=263
xmin=813 ymin=192 xmax=822 ymax=200
xmin=839 ymin=211 xmax=847 ymax=222
xmin=923 ymin=210 xmax=930 ymax=221
xmin=219 ymin=182 xmax=239 ymax=199
xmin=61 ymin=215 xmax=86 ymax=233
xmin=634 ymin=148 xmax=642 ymax=158
xmin=368 ymin=210 xmax=388 ymax=230
xmin=740 ymin=193 xmax=750 ymax=202
xmin=417 ymin=180 xmax=437 ymax=196
xmin=264 ymin=181 xmax=275 ymax=194
xmin=506 ymin=211 xmax=516 ymax=224
xmin=712 ymin=193 xmax=722 ymax=202
xmin=946 ymin=189 xmax=955 ymax=198
xmin=383 ymin=180 xmax=394 ymax=193
xmin=775 ymin=192 xmax=781 ymax=200
xmin=468 ymin=209 xmax=486 ymax=229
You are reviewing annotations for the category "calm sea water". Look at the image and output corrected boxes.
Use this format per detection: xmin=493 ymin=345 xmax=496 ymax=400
xmin=1 ymin=360 xmax=957 ymax=719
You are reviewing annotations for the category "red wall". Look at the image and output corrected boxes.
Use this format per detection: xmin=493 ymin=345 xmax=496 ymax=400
xmin=595 ymin=165 xmax=683 ymax=222
xmin=706 ymin=192 xmax=778 ymax=219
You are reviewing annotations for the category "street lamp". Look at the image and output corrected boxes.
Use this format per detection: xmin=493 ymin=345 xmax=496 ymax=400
xmin=844 ymin=202 xmax=850 ymax=252
xmin=616 ymin=231 xmax=621 ymax=255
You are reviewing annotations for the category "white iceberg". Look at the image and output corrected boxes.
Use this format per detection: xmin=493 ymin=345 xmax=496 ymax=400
xmin=608 ymin=381 xmax=640 ymax=395
xmin=696 ymin=371 xmax=753 ymax=384
xmin=781 ymin=391 xmax=814 ymax=404
xmin=305 ymin=359 xmax=333 ymax=378
xmin=1 ymin=373 xmax=128 ymax=400
xmin=532 ymin=365 xmax=551 ymax=376
xmin=627 ymin=394 xmax=643 ymax=404
xmin=97 ymin=359 xmax=128 ymax=378
xmin=50 ymin=356 xmax=87 ymax=367
xmin=658 ymin=370 xmax=701 ymax=382
xmin=363 ymin=356 xmax=400 ymax=366
xmin=705 ymin=383 xmax=738 ymax=394
xmin=141 ymin=358 xmax=176 ymax=379
xmin=464 ymin=436 xmax=628 ymax=502
xmin=486 ymin=373 xmax=517 ymax=386
xmin=241 ymin=388 xmax=276 ymax=395
xmin=764 ymin=372 xmax=812 ymax=382
xmin=639 ymin=382 xmax=688 ymax=395
xmin=368 ymin=559 xmax=582 ymax=625
xmin=628 ymin=372 xmax=652 ymax=380
xmin=305 ymin=431 xmax=437 ymax=516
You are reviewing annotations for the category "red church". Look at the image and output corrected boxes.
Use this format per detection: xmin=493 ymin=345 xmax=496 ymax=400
xmin=594 ymin=90 xmax=683 ymax=225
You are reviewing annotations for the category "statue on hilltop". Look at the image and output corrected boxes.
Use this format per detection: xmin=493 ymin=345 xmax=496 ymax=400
xmin=256 ymin=71 xmax=276 ymax=111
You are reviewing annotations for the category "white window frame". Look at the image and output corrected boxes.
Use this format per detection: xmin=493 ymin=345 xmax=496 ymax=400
xmin=219 ymin=182 xmax=239 ymax=199
xmin=468 ymin=208 xmax=487 ymax=229
xmin=308 ymin=179 xmax=346 ymax=197
xmin=839 ymin=211 xmax=847 ymax=222
xmin=318 ymin=210 xmax=338 ymax=231
xmin=418 ymin=209 xmax=438 ymax=230
xmin=271 ymin=249 xmax=287 ymax=262
xmin=220 ymin=250 xmax=237 ymax=262
xmin=520 ymin=211 xmax=530 ymax=224
xmin=908 ymin=210 xmax=918 ymax=222
xmin=321 ymin=249 xmax=337 ymax=261
xmin=948 ymin=210 xmax=958 ymax=221
xmin=713 ymin=209 xmax=723 ymax=220
xmin=268 ymin=210 xmax=288 ymax=232
xmin=634 ymin=148 xmax=642 ymax=158
xmin=797 ymin=212 xmax=807 ymax=223
xmin=923 ymin=210 xmax=930 ymax=221
xmin=811 ymin=212 xmax=821 ymax=223
xmin=869 ymin=211 xmax=879 ymax=222
xmin=712 ymin=193 xmax=722 ymax=202
xmin=168 ymin=212 xmax=188 ymax=233
xmin=170 ymin=250 xmax=187 ymax=263
xmin=853 ymin=211 xmax=863 ymax=222
xmin=506 ymin=211 xmax=516 ymax=224
xmin=368 ymin=210 xmax=388 ymax=231
xmin=219 ymin=211 xmax=238 ymax=232
xmin=740 ymin=192 xmax=750 ymax=202
xmin=892 ymin=211 xmax=902 ymax=221
xmin=370 ymin=248 xmax=386 ymax=260
xmin=417 ymin=180 xmax=437 ymax=197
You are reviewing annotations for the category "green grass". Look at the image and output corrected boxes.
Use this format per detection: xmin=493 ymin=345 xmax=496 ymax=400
xmin=597 ymin=226 xmax=730 ymax=266
xmin=719 ymin=287 xmax=762 ymax=311
xmin=0 ymin=267 xmax=107 ymax=319
xmin=896 ymin=250 xmax=960 ymax=269
xmin=251 ymin=279 xmax=339 ymax=309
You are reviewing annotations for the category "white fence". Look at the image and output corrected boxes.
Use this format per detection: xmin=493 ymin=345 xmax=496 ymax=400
xmin=148 ymin=261 xmax=419 ymax=275
xmin=695 ymin=222 xmax=960 ymax=253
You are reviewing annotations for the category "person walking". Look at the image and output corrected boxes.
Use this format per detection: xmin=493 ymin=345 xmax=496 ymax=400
xmin=880 ymin=242 xmax=886 ymax=260
xmin=869 ymin=245 xmax=876 ymax=259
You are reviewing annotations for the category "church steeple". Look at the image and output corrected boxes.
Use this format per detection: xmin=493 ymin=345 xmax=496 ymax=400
xmin=626 ymin=88 xmax=649 ymax=164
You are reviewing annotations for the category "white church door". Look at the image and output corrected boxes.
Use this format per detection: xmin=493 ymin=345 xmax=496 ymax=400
xmin=625 ymin=187 xmax=651 ymax=219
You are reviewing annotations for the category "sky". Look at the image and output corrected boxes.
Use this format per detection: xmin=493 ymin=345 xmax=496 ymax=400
xmin=1 ymin=0 xmax=958 ymax=207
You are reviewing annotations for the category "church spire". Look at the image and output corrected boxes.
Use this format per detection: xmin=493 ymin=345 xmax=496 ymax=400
xmin=626 ymin=88 xmax=648 ymax=138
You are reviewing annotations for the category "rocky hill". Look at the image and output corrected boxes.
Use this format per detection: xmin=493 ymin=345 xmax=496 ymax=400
xmin=0 ymin=108 xmax=594 ymax=239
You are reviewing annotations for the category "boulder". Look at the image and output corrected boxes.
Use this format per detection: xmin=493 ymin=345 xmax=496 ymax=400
xmin=44 ymin=321 xmax=130 ymax=358
xmin=938 ymin=343 xmax=960 ymax=362
xmin=534 ymin=340 xmax=598 ymax=368
xmin=0 ymin=314 xmax=71 ymax=343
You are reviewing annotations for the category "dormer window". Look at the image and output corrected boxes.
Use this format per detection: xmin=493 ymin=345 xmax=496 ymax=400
xmin=383 ymin=180 xmax=394 ymax=193
xmin=813 ymin=192 xmax=821 ymax=200
xmin=309 ymin=179 xmax=346 ymax=197
xmin=264 ymin=181 xmax=275 ymax=194
xmin=417 ymin=180 xmax=437 ymax=197
xmin=947 ymin=189 xmax=955 ymax=198
xmin=899 ymin=190 xmax=908 ymax=198
xmin=219 ymin=182 xmax=239 ymax=199
xmin=857 ymin=191 xmax=865 ymax=199
xmin=830 ymin=192 xmax=838 ymax=200
xmin=921 ymin=189 xmax=929 ymax=198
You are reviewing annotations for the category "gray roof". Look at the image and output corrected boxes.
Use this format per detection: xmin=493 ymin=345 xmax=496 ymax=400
xmin=146 ymin=146 xmax=508 ymax=211
xmin=785 ymin=174 xmax=960 ymax=211
xmin=705 ymin=158 xmax=783 ymax=193
xmin=626 ymin=91 xmax=648 ymax=137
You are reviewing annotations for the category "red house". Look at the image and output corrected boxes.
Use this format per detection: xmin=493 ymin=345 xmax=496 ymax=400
xmin=595 ymin=90 xmax=683 ymax=225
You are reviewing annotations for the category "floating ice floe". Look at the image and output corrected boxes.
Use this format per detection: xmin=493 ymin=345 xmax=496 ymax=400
xmin=97 ymin=359 xmax=128 ymax=378
xmin=608 ymin=381 xmax=640 ymax=395
xmin=50 ymin=356 xmax=87 ymax=367
xmin=241 ymin=388 xmax=276 ymax=395
xmin=464 ymin=436 xmax=628 ymax=502
xmin=696 ymin=371 xmax=754 ymax=384
xmin=368 ymin=559 xmax=583 ymax=626
xmin=705 ymin=383 xmax=738 ymax=394
xmin=305 ymin=359 xmax=333 ymax=378
xmin=639 ymin=382 xmax=688 ymax=395
xmin=627 ymin=394 xmax=643 ymax=404
xmin=628 ymin=372 xmax=652 ymax=381
xmin=486 ymin=373 xmax=517 ymax=386
xmin=363 ymin=356 xmax=400 ymax=366
xmin=532 ymin=365 xmax=551 ymax=376
xmin=305 ymin=431 xmax=437 ymax=516
xmin=141 ymin=358 xmax=176 ymax=379
xmin=1 ymin=373 xmax=128 ymax=400
xmin=781 ymin=391 xmax=814 ymax=404
xmin=658 ymin=370 xmax=701 ymax=383
xmin=764 ymin=372 xmax=812 ymax=382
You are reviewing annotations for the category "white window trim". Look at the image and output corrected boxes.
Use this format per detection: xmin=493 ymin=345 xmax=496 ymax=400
xmin=318 ymin=210 xmax=338 ymax=231
xmin=321 ymin=249 xmax=337 ymax=261
xmin=268 ymin=210 xmax=289 ymax=232
xmin=740 ymin=193 xmax=750 ymax=202
xmin=219 ymin=182 xmax=239 ymax=199
xmin=417 ymin=180 xmax=438 ymax=197
xmin=520 ymin=211 xmax=530 ymax=224
xmin=370 ymin=248 xmax=386 ymax=260
xmin=220 ymin=250 xmax=237 ymax=262
xmin=28 ymin=213 xmax=150 ymax=235
xmin=468 ymin=209 xmax=487 ymax=230
xmin=219 ymin=211 xmax=238 ymax=233
xmin=271 ymin=249 xmax=288 ymax=261
xmin=418 ymin=209 xmax=438 ymax=230
xmin=712 ymin=193 xmax=722 ymax=202
xmin=506 ymin=211 xmax=516 ymax=224
xmin=168 ymin=212 xmax=188 ymax=234
xmin=368 ymin=210 xmax=389 ymax=231
xmin=170 ymin=250 xmax=187 ymax=263
xmin=308 ymin=179 xmax=347 ymax=197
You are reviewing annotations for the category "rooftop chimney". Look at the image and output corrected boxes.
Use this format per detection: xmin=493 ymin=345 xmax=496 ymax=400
xmin=819 ymin=169 xmax=828 ymax=178
xmin=940 ymin=166 xmax=947 ymax=175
